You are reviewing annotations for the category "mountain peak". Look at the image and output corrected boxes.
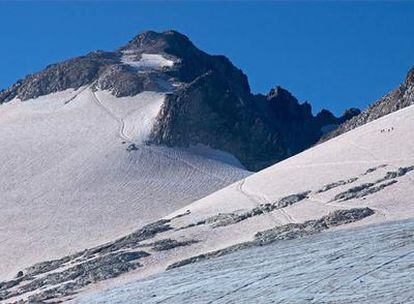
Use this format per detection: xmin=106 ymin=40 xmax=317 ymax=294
xmin=120 ymin=30 xmax=196 ymax=56
xmin=0 ymin=30 xmax=358 ymax=171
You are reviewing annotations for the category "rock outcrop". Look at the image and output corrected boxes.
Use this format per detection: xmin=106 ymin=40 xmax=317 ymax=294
xmin=167 ymin=207 xmax=375 ymax=270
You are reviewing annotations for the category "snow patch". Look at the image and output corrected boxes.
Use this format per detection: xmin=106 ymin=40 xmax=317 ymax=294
xmin=121 ymin=53 xmax=174 ymax=71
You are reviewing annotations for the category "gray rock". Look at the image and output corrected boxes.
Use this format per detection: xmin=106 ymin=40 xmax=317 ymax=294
xmin=147 ymin=75 xmax=356 ymax=171
xmin=1 ymin=251 xmax=149 ymax=302
xmin=167 ymin=208 xmax=374 ymax=270
xmin=332 ymin=165 xmax=413 ymax=202
xmin=0 ymin=219 xmax=172 ymax=302
xmin=276 ymin=191 xmax=311 ymax=208
xmin=149 ymin=239 xmax=198 ymax=251
xmin=376 ymin=166 xmax=414 ymax=182
xmin=126 ymin=143 xmax=138 ymax=151
xmin=204 ymin=191 xmax=310 ymax=228
xmin=205 ymin=213 xmax=241 ymax=228
xmin=316 ymin=177 xmax=359 ymax=193
xmin=361 ymin=164 xmax=387 ymax=176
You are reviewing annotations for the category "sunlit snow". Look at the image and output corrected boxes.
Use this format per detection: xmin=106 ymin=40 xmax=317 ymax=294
xmin=0 ymin=88 xmax=248 ymax=280
xmin=121 ymin=52 xmax=174 ymax=71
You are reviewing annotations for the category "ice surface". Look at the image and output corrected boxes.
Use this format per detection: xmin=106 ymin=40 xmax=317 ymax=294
xmin=75 ymin=219 xmax=414 ymax=304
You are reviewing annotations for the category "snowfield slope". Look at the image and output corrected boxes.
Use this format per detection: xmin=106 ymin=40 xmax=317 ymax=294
xmin=70 ymin=103 xmax=414 ymax=302
xmin=0 ymin=88 xmax=249 ymax=281
xmin=74 ymin=106 xmax=414 ymax=303
xmin=3 ymin=102 xmax=412 ymax=303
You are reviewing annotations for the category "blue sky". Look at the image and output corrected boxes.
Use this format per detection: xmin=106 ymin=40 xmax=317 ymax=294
xmin=0 ymin=1 xmax=413 ymax=115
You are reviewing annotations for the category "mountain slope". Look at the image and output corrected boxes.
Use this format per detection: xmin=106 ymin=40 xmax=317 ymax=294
xmin=0 ymin=29 xmax=357 ymax=284
xmin=2 ymin=102 xmax=412 ymax=303
xmin=74 ymin=103 xmax=413 ymax=303
xmin=0 ymin=87 xmax=249 ymax=282
xmin=0 ymin=30 xmax=358 ymax=171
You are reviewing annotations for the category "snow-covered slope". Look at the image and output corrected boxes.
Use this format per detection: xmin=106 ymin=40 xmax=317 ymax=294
xmin=172 ymin=103 xmax=414 ymax=226
xmin=0 ymin=88 xmax=249 ymax=281
xmin=3 ymin=102 xmax=412 ymax=303
xmin=77 ymin=105 xmax=413 ymax=303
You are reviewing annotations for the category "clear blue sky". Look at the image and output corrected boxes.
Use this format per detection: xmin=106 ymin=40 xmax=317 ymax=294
xmin=1 ymin=1 xmax=413 ymax=115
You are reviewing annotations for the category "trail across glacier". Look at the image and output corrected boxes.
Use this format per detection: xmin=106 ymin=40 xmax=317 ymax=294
xmin=91 ymin=90 xmax=130 ymax=142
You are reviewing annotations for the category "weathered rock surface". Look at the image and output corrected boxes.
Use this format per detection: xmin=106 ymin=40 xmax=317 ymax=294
xmin=167 ymin=207 xmax=375 ymax=270
xmin=316 ymin=177 xmax=359 ymax=193
xmin=378 ymin=165 xmax=414 ymax=182
xmin=150 ymin=239 xmax=198 ymax=252
xmin=255 ymin=208 xmax=374 ymax=243
xmin=361 ymin=164 xmax=387 ymax=176
xmin=148 ymin=79 xmax=357 ymax=170
xmin=0 ymin=219 xmax=172 ymax=302
xmin=1 ymin=251 xmax=149 ymax=302
xmin=332 ymin=165 xmax=413 ymax=202
xmin=204 ymin=191 xmax=310 ymax=228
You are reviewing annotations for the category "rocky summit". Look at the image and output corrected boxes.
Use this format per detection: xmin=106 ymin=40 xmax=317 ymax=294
xmin=0 ymin=30 xmax=358 ymax=171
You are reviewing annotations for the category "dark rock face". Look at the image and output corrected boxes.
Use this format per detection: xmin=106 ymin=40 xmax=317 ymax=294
xmin=147 ymin=74 xmax=356 ymax=171
xmin=0 ymin=29 xmax=359 ymax=171
xmin=147 ymin=72 xmax=287 ymax=171
xmin=0 ymin=32 xmax=184 ymax=103
xmin=321 ymin=67 xmax=414 ymax=142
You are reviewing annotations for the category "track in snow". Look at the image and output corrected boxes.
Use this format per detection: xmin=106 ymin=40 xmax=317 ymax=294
xmin=0 ymin=88 xmax=249 ymax=280
xmin=91 ymin=90 xmax=130 ymax=142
